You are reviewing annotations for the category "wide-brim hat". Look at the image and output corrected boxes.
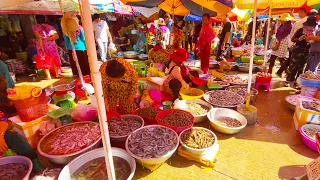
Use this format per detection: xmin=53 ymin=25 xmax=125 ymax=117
xmin=170 ymin=48 xmax=189 ymax=63
xmin=61 ymin=12 xmax=79 ymax=43
xmin=154 ymin=18 xmax=166 ymax=26
xmin=279 ymin=13 xmax=294 ymax=21
xmin=303 ymin=16 xmax=318 ymax=27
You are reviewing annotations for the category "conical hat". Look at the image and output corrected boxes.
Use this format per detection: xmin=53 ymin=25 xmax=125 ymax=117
xmin=61 ymin=12 xmax=79 ymax=43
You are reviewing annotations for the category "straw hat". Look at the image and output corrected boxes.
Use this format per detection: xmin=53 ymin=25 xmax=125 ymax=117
xmin=278 ymin=13 xmax=293 ymax=21
xmin=170 ymin=48 xmax=189 ymax=63
xmin=154 ymin=18 xmax=166 ymax=26
xmin=61 ymin=12 xmax=79 ymax=43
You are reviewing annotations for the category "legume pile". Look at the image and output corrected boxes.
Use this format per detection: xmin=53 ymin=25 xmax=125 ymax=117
xmin=158 ymin=110 xmax=193 ymax=127
xmin=135 ymin=107 xmax=160 ymax=118
xmin=181 ymin=128 xmax=215 ymax=149
xmin=206 ymin=90 xmax=243 ymax=107
xmin=215 ymin=116 xmax=242 ymax=127
xmin=187 ymin=103 xmax=208 ymax=115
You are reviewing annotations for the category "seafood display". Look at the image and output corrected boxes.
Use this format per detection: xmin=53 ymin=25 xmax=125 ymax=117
xmin=71 ymin=157 xmax=131 ymax=180
xmin=204 ymin=90 xmax=244 ymax=107
xmin=0 ymin=163 xmax=28 ymax=180
xmin=302 ymin=100 xmax=320 ymax=112
xmin=180 ymin=128 xmax=215 ymax=149
xmin=226 ymin=87 xmax=257 ymax=97
xmin=40 ymin=123 xmax=100 ymax=155
xmin=158 ymin=110 xmax=194 ymax=127
xmin=211 ymin=81 xmax=230 ymax=87
xmin=187 ymin=103 xmax=208 ymax=116
xmin=109 ymin=116 xmax=142 ymax=137
xmin=222 ymin=75 xmax=251 ymax=85
xmin=285 ymin=95 xmax=317 ymax=106
xmin=215 ymin=117 xmax=242 ymax=127
xmin=135 ymin=107 xmax=160 ymax=118
xmin=303 ymin=128 xmax=318 ymax=140
xmin=127 ymin=126 xmax=178 ymax=158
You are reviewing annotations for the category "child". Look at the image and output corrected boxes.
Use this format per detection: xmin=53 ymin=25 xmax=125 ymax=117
xmin=163 ymin=48 xmax=189 ymax=100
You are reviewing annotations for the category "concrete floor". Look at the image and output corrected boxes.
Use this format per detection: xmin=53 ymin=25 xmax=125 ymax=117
xmin=17 ymin=66 xmax=318 ymax=180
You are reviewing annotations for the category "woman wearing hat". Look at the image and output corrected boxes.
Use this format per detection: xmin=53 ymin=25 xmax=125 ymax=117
xmin=268 ymin=13 xmax=293 ymax=74
xmin=163 ymin=48 xmax=189 ymax=100
xmin=287 ymin=16 xmax=317 ymax=84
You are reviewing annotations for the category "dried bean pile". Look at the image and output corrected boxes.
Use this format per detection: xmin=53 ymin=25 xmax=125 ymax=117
xmin=206 ymin=90 xmax=243 ymax=107
xmin=127 ymin=126 xmax=178 ymax=158
xmin=302 ymin=101 xmax=320 ymax=112
xmin=109 ymin=116 xmax=142 ymax=136
xmin=187 ymin=103 xmax=208 ymax=115
xmin=136 ymin=107 xmax=160 ymax=118
xmin=158 ymin=111 xmax=193 ymax=127
xmin=216 ymin=116 xmax=242 ymax=127
xmin=181 ymin=128 xmax=215 ymax=149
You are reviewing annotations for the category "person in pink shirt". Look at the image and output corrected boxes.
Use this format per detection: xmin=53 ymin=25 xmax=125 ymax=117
xmin=197 ymin=13 xmax=215 ymax=74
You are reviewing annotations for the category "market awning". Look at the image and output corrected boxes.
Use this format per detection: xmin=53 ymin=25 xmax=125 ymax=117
xmin=158 ymin=0 xmax=190 ymax=16
xmin=180 ymin=0 xmax=217 ymax=16
xmin=190 ymin=0 xmax=233 ymax=16
xmin=234 ymin=0 xmax=306 ymax=9
xmin=132 ymin=6 xmax=160 ymax=18
xmin=184 ymin=14 xmax=202 ymax=21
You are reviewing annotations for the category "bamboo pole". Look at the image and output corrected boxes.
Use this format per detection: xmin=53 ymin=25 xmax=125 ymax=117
xmin=246 ymin=0 xmax=258 ymax=107
xmin=263 ymin=1 xmax=272 ymax=67
xmin=79 ymin=0 xmax=116 ymax=179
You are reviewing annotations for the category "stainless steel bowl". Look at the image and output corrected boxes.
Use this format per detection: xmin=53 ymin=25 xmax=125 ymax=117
xmin=184 ymin=99 xmax=213 ymax=123
xmin=110 ymin=115 xmax=144 ymax=142
xmin=0 ymin=156 xmax=33 ymax=180
xmin=58 ymin=147 xmax=136 ymax=180
xmin=37 ymin=122 xmax=101 ymax=164
xmin=226 ymin=86 xmax=258 ymax=104
xmin=124 ymin=51 xmax=138 ymax=59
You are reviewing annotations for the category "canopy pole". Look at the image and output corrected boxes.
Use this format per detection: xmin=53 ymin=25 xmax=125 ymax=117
xmin=80 ymin=0 xmax=116 ymax=180
xmin=263 ymin=1 xmax=272 ymax=67
xmin=246 ymin=0 xmax=258 ymax=107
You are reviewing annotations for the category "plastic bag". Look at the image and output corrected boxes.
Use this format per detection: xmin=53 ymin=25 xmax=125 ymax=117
xmin=71 ymin=104 xmax=98 ymax=122
xmin=108 ymin=42 xmax=116 ymax=51
xmin=173 ymin=99 xmax=188 ymax=111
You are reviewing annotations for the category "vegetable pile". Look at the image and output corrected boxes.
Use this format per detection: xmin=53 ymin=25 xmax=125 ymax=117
xmin=181 ymin=128 xmax=215 ymax=149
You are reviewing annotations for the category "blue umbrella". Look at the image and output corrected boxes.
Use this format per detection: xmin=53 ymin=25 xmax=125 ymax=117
xmin=184 ymin=14 xmax=202 ymax=21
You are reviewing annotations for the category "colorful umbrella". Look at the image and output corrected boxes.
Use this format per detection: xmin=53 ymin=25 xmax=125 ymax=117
xmin=307 ymin=0 xmax=320 ymax=9
xmin=158 ymin=0 xmax=190 ymax=16
xmin=184 ymin=14 xmax=202 ymax=21
xmin=234 ymin=0 xmax=306 ymax=9
xmin=191 ymin=0 xmax=233 ymax=15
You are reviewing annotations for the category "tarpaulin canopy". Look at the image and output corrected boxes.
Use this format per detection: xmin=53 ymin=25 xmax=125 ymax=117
xmin=191 ymin=0 xmax=233 ymax=16
xmin=180 ymin=0 xmax=217 ymax=16
xmin=184 ymin=14 xmax=202 ymax=21
xmin=158 ymin=0 xmax=190 ymax=16
xmin=132 ymin=6 xmax=160 ymax=17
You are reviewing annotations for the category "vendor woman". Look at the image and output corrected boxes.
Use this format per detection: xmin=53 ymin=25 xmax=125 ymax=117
xmin=0 ymin=75 xmax=43 ymax=172
xmin=163 ymin=48 xmax=189 ymax=100
xmin=100 ymin=58 xmax=138 ymax=114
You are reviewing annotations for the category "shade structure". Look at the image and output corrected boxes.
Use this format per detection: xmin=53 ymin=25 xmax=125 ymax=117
xmin=307 ymin=0 xmax=320 ymax=9
xmin=184 ymin=14 xmax=202 ymax=21
xmin=234 ymin=0 xmax=306 ymax=9
xmin=132 ymin=6 xmax=160 ymax=17
xmin=180 ymin=0 xmax=217 ymax=16
xmin=191 ymin=0 xmax=233 ymax=15
xmin=158 ymin=0 xmax=190 ymax=16
xmin=0 ymin=0 xmax=116 ymax=15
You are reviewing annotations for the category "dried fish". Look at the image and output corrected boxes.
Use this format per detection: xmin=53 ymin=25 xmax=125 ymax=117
xmin=181 ymin=128 xmax=215 ymax=149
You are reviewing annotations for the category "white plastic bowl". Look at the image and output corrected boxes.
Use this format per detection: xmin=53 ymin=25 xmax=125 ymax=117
xmin=179 ymin=127 xmax=217 ymax=155
xmin=110 ymin=114 xmax=144 ymax=142
xmin=58 ymin=147 xmax=136 ymax=180
xmin=125 ymin=125 xmax=179 ymax=165
xmin=207 ymin=108 xmax=247 ymax=134
xmin=0 ymin=156 xmax=33 ymax=180
xmin=184 ymin=100 xmax=213 ymax=123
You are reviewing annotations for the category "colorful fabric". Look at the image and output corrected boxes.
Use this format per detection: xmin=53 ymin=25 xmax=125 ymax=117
xmin=163 ymin=61 xmax=188 ymax=94
xmin=199 ymin=45 xmax=210 ymax=74
xmin=100 ymin=58 xmax=138 ymax=114
xmin=173 ymin=28 xmax=185 ymax=47
xmin=271 ymin=35 xmax=290 ymax=58
xmin=198 ymin=24 xmax=215 ymax=50
xmin=32 ymin=24 xmax=61 ymax=66
xmin=276 ymin=21 xmax=292 ymax=41
xmin=63 ymin=27 xmax=86 ymax=51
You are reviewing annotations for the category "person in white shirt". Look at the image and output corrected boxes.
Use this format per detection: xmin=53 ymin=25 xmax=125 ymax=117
xmin=276 ymin=8 xmax=307 ymax=78
xmin=92 ymin=13 xmax=113 ymax=62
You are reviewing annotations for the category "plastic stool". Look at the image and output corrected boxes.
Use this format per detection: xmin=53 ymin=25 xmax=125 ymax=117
xmin=255 ymin=82 xmax=270 ymax=92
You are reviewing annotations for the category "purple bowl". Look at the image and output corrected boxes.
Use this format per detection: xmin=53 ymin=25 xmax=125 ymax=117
xmin=299 ymin=125 xmax=319 ymax=152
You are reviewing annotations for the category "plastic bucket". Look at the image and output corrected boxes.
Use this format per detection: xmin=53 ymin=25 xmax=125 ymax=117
xmin=301 ymin=86 xmax=318 ymax=97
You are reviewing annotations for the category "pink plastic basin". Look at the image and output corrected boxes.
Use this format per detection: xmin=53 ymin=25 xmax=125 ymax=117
xmin=299 ymin=124 xmax=320 ymax=152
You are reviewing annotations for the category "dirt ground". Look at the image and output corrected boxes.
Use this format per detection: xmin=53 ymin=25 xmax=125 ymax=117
xmin=17 ymin=68 xmax=318 ymax=180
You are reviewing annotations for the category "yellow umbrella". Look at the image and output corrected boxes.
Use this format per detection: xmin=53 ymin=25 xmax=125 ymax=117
xmin=120 ymin=0 xmax=145 ymax=4
xmin=234 ymin=0 xmax=306 ymax=9
xmin=158 ymin=0 xmax=190 ymax=16
xmin=307 ymin=0 xmax=319 ymax=7
xmin=191 ymin=0 xmax=232 ymax=15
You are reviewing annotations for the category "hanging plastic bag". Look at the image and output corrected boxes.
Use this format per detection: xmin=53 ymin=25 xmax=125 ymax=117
xmin=174 ymin=99 xmax=188 ymax=111
xmin=71 ymin=104 xmax=98 ymax=122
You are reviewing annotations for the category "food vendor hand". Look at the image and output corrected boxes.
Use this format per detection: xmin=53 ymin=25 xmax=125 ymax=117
xmin=0 ymin=135 xmax=8 ymax=153
xmin=221 ymin=44 xmax=225 ymax=50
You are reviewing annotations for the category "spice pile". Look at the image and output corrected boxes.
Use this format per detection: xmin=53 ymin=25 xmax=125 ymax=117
xmin=40 ymin=123 xmax=100 ymax=155
xmin=215 ymin=116 xmax=242 ymax=127
xmin=187 ymin=103 xmax=208 ymax=116
xmin=0 ymin=163 xmax=28 ymax=180
xmin=205 ymin=90 xmax=244 ymax=107
xmin=109 ymin=116 xmax=142 ymax=136
xmin=303 ymin=128 xmax=318 ymax=140
xmin=127 ymin=126 xmax=178 ymax=158
xmin=135 ymin=107 xmax=160 ymax=118
xmin=302 ymin=101 xmax=320 ymax=112
xmin=181 ymin=128 xmax=215 ymax=149
xmin=71 ymin=156 xmax=131 ymax=180
xmin=158 ymin=110 xmax=194 ymax=127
